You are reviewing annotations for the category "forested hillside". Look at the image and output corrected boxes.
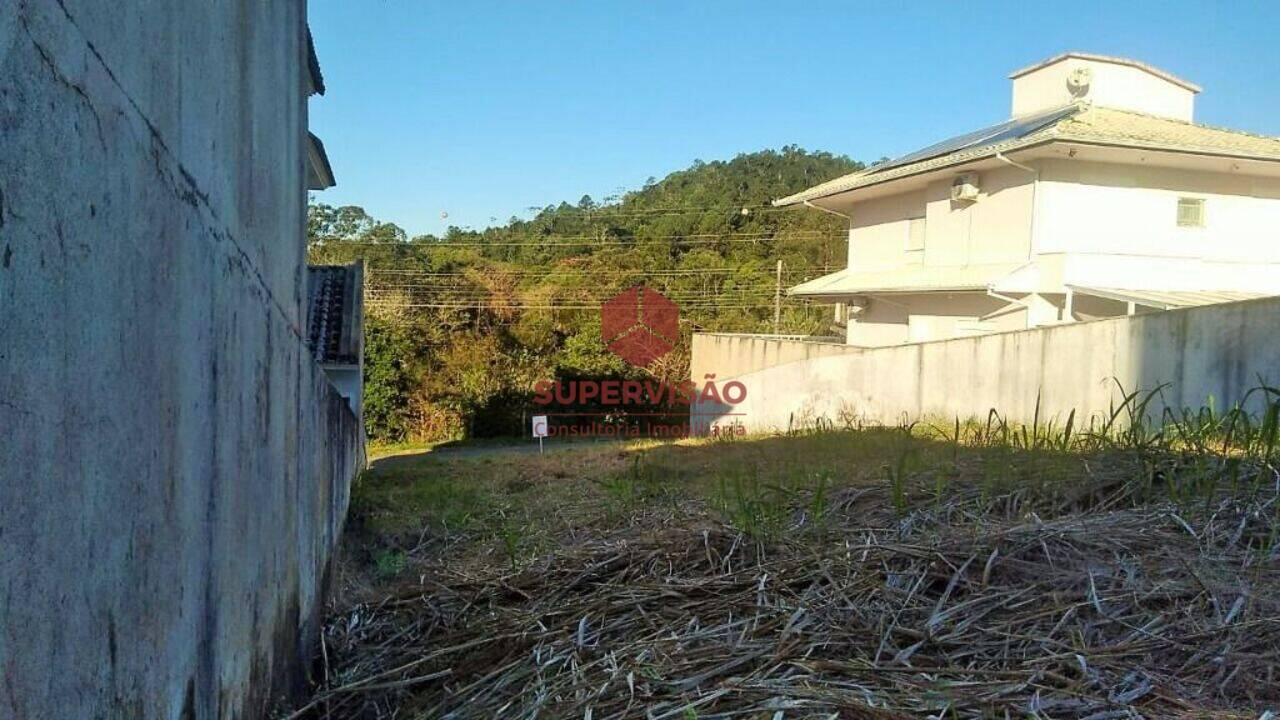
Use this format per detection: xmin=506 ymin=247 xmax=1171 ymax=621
xmin=309 ymin=147 xmax=862 ymax=441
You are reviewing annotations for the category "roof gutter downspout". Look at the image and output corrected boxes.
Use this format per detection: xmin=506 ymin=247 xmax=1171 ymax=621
xmin=802 ymin=199 xmax=852 ymax=221
xmin=803 ymin=200 xmax=854 ymax=291
xmin=994 ymin=151 xmax=1036 ymax=175
xmin=994 ymin=152 xmax=1038 ymax=261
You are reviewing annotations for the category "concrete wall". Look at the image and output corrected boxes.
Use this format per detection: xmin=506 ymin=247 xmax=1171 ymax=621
xmin=1035 ymin=160 xmax=1280 ymax=293
xmin=0 ymin=2 xmax=361 ymax=718
xmin=694 ymin=297 xmax=1280 ymax=433
xmin=844 ymin=188 xmax=927 ymax=268
xmin=691 ymin=334 xmax=858 ymax=382
xmin=828 ymin=163 xmax=1039 ymax=346
xmin=848 ymin=292 xmax=1033 ymax=346
xmin=846 ymin=165 xmax=1036 ymax=272
xmin=1012 ymin=56 xmax=1195 ymax=121
xmin=324 ymin=364 xmax=363 ymax=423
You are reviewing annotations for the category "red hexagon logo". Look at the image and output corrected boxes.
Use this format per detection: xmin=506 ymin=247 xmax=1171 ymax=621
xmin=601 ymin=286 xmax=679 ymax=367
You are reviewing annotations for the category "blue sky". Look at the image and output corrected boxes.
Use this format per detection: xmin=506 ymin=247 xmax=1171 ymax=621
xmin=308 ymin=0 xmax=1280 ymax=237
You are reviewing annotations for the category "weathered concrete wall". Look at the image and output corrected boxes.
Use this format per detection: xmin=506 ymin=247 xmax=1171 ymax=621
xmin=695 ymin=297 xmax=1280 ymax=432
xmin=691 ymin=333 xmax=857 ymax=381
xmin=0 ymin=2 xmax=361 ymax=718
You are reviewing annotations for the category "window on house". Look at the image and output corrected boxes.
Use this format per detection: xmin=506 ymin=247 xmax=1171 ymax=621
xmin=1177 ymin=197 xmax=1205 ymax=228
xmin=906 ymin=216 xmax=926 ymax=251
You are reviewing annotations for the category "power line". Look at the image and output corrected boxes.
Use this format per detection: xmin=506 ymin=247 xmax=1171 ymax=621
xmin=367 ymin=267 xmax=836 ymax=277
xmin=366 ymin=295 xmax=799 ymax=302
xmin=367 ymin=286 xmax=792 ymax=293
xmin=367 ymin=297 xmax=789 ymax=304
xmin=366 ymin=285 xmax=792 ymax=293
xmin=365 ymin=282 xmax=824 ymax=300
xmin=364 ymin=292 xmax=818 ymax=304
xmin=314 ymin=230 xmax=844 ymax=248
xmin=364 ymin=302 xmax=798 ymax=310
xmin=509 ymin=204 xmax=799 ymax=218
xmin=364 ymin=283 xmax=826 ymax=293
xmin=365 ymin=291 xmax=795 ymax=301
xmin=366 ymin=281 xmax=819 ymax=292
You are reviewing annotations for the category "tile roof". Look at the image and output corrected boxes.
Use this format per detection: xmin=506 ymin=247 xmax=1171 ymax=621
xmin=307 ymin=132 xmax=336 ymax=190
xmin=307 ymin=263 xmax=363 ymax=365
xmin=1053 ymin=106 xmax=1280 ymax=159
xmin=775 ymin=104 xmax=1280 ymax=207
xmin=306 ymin=28 xmax=325 ymax=96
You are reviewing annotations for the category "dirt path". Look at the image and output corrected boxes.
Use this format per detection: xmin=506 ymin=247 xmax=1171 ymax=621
xmin=369 ymin=436 xmax=626 ymax=469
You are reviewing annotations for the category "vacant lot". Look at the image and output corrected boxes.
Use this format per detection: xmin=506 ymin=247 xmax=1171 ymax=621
xmin=288 ymin=416 xmax=1280 ymax=719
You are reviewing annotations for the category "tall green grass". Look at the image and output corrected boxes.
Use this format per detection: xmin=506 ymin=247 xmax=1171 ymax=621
xmin=758 ymin=383 xmax=1280 ymax=527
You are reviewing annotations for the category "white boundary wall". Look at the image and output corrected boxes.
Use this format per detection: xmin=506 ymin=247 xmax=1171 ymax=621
xmin=693 ymin=297 xmax=1280 ymax=432
xmin=691 ymin=333 xmax=857 ymax=381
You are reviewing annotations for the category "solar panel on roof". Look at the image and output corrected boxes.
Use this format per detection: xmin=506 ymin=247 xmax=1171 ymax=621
xmin=979 ymin=104 xmax=1080 ymax=147
xmin=868 ymin=104 xmax=1081 ymax=175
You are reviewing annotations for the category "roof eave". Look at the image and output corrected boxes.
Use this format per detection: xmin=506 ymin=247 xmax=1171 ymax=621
xmin=790 ymin=285 xmax=994 ymax=300
xmin=774 ymin=138 xmax=1054 ymax=207
xmin=772 ymin=174 xmax=871 ymax=208
xmin=307 ymin=28 xmax=326 ymax=97
xmin=1052 ymin=136 xmax=1280 ymax=165
xmin=307 ymin=132 xmax=336 ymax=190
xmin=780 ymin=134 xmax=1280 ymax=210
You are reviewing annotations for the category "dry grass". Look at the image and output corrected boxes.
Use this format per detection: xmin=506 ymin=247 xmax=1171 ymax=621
xmin=286 ymin=419 xmax=1280 ymax=719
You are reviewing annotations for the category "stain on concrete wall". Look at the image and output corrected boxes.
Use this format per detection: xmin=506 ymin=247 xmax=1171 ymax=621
xmin=0 ymin=2 xmax=361 ymax=718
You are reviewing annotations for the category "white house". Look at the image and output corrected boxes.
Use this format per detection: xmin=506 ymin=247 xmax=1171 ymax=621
xmin=780 ymin=52 xmax=1280 ymax=346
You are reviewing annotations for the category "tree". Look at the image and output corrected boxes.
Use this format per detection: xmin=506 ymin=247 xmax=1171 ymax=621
xmin=308 ymin=147 xmax=863 ymax=442
xmin=361 ymin=314 xmax=415 ymax=441
xmin=308 ymin=203 xmax=407 ymax=244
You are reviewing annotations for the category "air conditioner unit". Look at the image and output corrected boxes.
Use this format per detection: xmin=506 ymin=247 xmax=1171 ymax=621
xmin=951 ymin=173 xmax=980 ymax=202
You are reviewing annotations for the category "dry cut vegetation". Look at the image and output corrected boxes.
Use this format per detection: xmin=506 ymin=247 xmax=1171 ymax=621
xmin=286 ymin=393 xmax=1280 ymax=719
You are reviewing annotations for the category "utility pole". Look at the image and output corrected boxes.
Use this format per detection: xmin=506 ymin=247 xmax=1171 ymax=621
xmin=773 ymin=260 xmax=783 ymax=335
